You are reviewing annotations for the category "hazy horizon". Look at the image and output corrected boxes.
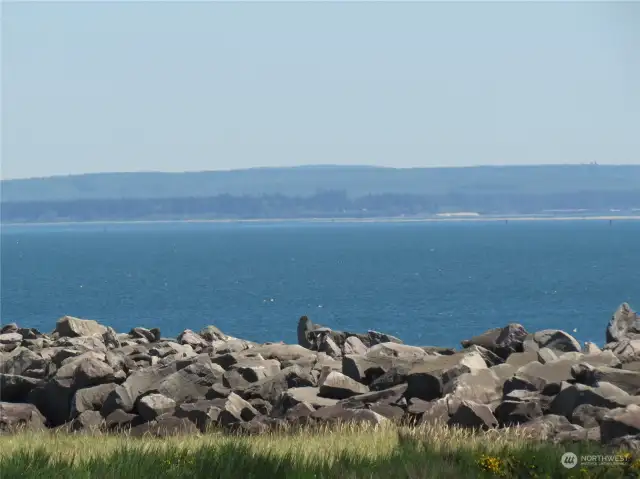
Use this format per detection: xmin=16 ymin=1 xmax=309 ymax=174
xmin=3 ymin=2 xmax=639 ymax=180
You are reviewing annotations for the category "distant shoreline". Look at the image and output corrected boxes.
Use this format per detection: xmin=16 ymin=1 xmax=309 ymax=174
xmin=3 ymin=215 xmax=640 ymax=228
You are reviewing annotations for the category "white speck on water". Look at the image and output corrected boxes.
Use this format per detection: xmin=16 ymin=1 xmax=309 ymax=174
xmin=318 ymin=305 xmax=323 ymax=308
xmin=270 ymin=298 xmax=274 ymax=302
xmin=79 ymin=285 xmax=83 ymax=288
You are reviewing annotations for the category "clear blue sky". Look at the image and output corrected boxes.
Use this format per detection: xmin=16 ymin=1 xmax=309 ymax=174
xmin=2 ymin=1 xmax=639 ymax=179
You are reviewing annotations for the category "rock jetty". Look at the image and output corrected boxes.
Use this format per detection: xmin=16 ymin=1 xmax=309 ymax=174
xmin=1 ymin=304 xmax=640 ymax=449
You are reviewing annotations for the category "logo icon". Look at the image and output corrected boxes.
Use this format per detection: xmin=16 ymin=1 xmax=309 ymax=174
xmin=561 ymin=452 xmax=578 ymax=469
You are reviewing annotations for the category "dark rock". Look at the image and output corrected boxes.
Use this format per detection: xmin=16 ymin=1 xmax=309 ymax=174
xmin=342 ymin=355 xmax=387 ymax=384
xmin=101 ymin=363 xmax=178 ymax=416
xmin=199 ymin=325 xmax=226 ymax=342
xmin=461 ymin=324 xmax=528 ymax=359
xmin=249 ymin=398 xmax=272 ymax=416
xmin=175 ymin=400 xmax=221 ymax=432
xmin=242 ymin=366 xmax=315 ymax=403
xmin=369 ymin=365 xmax=412 ymax=391
xmin=73 ymin=358 xmax=116 ymax=389
xmin=549 ymin=382 xmax=639 ymax=418
xmin=297 ymin=316 xmax=318 ymax=349
xmin=205 ymin=384 xmax=232 ymax=399
xmin=495 ymin=400 xmax=543 ymax=426
xmin=319 ymin=371 xmax=369 ymax=400
xmin=130 ymin=327 xmax=157 ymax=343
xmin=104 ymin=409 xmax=144 ymax=431
xmin=573 ymin=364 xmax=640 ymax=395
xmin=217 ymin=392 xmax=259 ymax=427
xmin=277 ymin=387 xmax=339 ymax=411
xmin=448 ymin=401 xmax=498 ymax=430
xmin=71 ymin=383 xmax=118 ymax=417
xmin=523 ymin=330 xmax=581 ymax=353
xmin=0 ymin=402 xmax=46 ymax=432
xmin=28 ymin=378 xmax=75 ymax=426
xmin=340 ymin=384 xmax=408 ymax=409
xmin=0 ymin=374 xmax=43 ymax=402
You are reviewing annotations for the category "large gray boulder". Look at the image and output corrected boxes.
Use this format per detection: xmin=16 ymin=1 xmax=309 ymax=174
xmin=319 ymin=371 xmax=369 ymax=400
xmin=606 ymin=303 xmax=640 ymax=344
xmin=54 ymin=316 xmax=107 ymax=338
xmin=461 ymin=324 xmax=528 ymax=359
xmin=448 ymin=400 xmax=498 ymax=430
xmin=138 ymin=393 xmax=177 ymax=422
xmin=71 ymin=383 xmax=118 ymax=417
xmin=0 ymin=374 xmax=43 ymax=402
xmin=523 ymin=330 xmax=582 ymax=354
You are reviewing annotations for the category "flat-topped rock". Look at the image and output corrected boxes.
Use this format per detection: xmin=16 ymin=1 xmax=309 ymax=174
xmin=54 ymin=316 xmax=108 ymax=338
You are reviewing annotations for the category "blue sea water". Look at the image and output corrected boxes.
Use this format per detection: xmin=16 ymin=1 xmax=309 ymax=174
xmin=1 ymin=220 xmax=638 ymax=349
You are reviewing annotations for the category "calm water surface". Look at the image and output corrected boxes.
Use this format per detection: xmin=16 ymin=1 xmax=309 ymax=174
xmin=1 ymin=220 xmax=638 ymax=348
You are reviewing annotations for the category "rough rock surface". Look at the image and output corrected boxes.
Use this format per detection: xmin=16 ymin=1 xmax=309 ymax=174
xmin=0 ymin=305 xmax=638 ymax=449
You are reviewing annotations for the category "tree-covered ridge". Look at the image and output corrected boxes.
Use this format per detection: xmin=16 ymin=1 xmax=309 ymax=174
xmin=3 ymin=164 xmax=640 ymax=203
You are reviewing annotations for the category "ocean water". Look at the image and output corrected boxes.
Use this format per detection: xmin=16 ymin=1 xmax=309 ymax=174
xmin=1 ymin=220 xmax=638 ymax=349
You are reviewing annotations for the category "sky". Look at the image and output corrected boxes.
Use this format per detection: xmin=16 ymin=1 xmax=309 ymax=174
xmin=2 ymin=2 xmax=639 ymax=180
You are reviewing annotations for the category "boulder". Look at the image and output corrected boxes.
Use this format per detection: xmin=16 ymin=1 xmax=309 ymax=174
xmin=606 ymin=339 xmax=640 ymax=362
xmin=601 ymin=405 xmax=640 ymax=444
xmin=549 ymin=382 xmax=639 ymax=418
xmin=178 ymin=330 xmax=209 ymax=349
xmin=101 ymin=363 xmax=178 ymax=416
xmin=175 ymin=400 xmax=222 ymax=432
xmin=298 ymin=316 xmax=319 ymax=349
xmin=448 ymin=401 xmax=498 ymax=430
xmin=443 ymin=368 xmax=505 ymax=404
xmin=461 ymin=324 xmax=528 ymax=359
xmin=0 ymin=323 xmax=19 ymax=334
xmin=54 ymin=316 xmax=107 ymax=338
xmin=200 ymin=325 xmax=227 ymax=342
xmin=0 ymin=374 xmax=43 ymax=402
xmin=73 ymin=358 xmax=116 ymax=389
xmin=555 ymin=426 xmax=601 ymax=444
xmin=343 ymin=337 xmax=369 ymax=356
xmin=28 ymin=378 xmax=76 ymax=426
xmin=130 ymin=327 xmax=158 ymax=343
xmin=0 ymin=347 xmax=47 ymax=377
xmin=505 ymin=351 xmax=539 ymax=368
xmin=71 ymin=383 xmax=118 ymax=417
xmin=242 ymin=366 xmax=315 ymax=403
xmin=340 ymin=384 xmax=408 ymax=409
xmin=366 ymin=343 xmax=431 ymax=362
xmin=606 ymin=303 xmax=640 ymax=343
xmin=342 ymin=355 xmax=389 ymax=384
xmin=68 ymin=410 xmax=104 ymax=432
xmin=572 ymin=364 xmax=640 ymax=395
xmin=405 ymin=352 xmax=487 ymax=401
xmin=495 ymin=400 xmax=543 ymax=426
xmin=217 ymin=392 xmax=259 ymax=427
xmin=0 ymin=402 xmax=46 ymax=432
xmin=138 ymin=393 xmax=177 ymax=422
xmin=278 ymin=387 xmax=339 ymax=411
xmin=523 ymin=330 xmax=582 ymax=353
xmin=319 ymin=371 xmax=369 ymax=400
xmin=104 ymin=409 xmax=144 ymax=431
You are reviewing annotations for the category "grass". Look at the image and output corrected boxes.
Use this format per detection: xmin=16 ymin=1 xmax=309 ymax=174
xmin=1 ymin=422 xmax=639 ymax=478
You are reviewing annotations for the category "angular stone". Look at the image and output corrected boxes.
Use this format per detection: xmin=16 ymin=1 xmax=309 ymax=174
xmin=279 ymin=387 xmax=339 ymax=410
xmin=71 ymin=383 xmax=118 ymax=417
xmin=242 ymin=366 xmax=315 ymax=403
xmin=518 ymin=414 xmax=582 ymax=440
xmin=129 ymin=415 xmax=200 ymax=437
xmin=461 ymin=324 xmax=528 ymax=359
xmin=175 ymin=400 xmax=221 ymax=432
xmin=607 ymin=303 xmax=640 ymax=343
xmin=444 ymin=368 xmax=505 ymax=404
xmin=138 ymin=393 xmax=177 ymax=422
xmin=343 ymin=336 xmax=368 ymax=356
xmin=311 ymin=404 xmax=388 ymax=426
xmin=524 ymin=330 xmax=582 ymax=353
xmin=217 ymin=392 xmax=259 ymax=427
xmin=73 ymin=358 xmax=116 ymax=389
xmin=319 ymin=371 xmax=369 ymax=400
xmin=495 ymin=400 xmax=543 ymax=426
xmin=448 ymin=401 xmax=498 ymax=430
xmin=104 ymin=409 xmax=144 ymax=431
xmin=0 ymin=333 xmax=23 ymax=344
xmin=54 ymin=316 xmax=107 ymax=338
xmin=178 ymin=330 xmax=209 ymax=349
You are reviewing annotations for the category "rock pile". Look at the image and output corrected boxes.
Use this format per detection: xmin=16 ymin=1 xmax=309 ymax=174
xmin=1 ymin=304 xmax=639 ymax=447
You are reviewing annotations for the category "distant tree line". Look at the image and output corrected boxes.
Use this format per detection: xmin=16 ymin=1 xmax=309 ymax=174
xmin=2 ymin=189 xmax=640 ymax=223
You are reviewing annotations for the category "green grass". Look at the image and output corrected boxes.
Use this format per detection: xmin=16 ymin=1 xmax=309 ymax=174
xmin=1 ymin=423 xmax=638 ymax=478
